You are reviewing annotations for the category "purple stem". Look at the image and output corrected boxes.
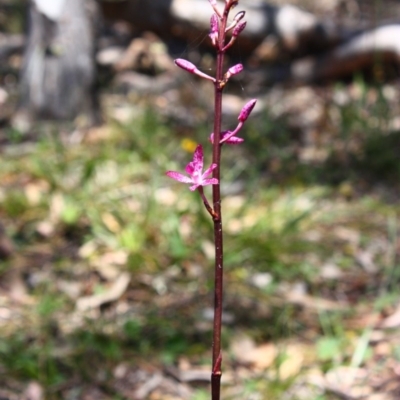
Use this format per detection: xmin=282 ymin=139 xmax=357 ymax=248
xmin=210 ymin=4 xmax=230 ymax=400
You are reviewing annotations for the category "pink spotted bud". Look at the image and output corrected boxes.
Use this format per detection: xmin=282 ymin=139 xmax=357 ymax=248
xmin=175 ymin=58 xmax=197 ymax=73
xmin=225 ymin=11 xmax=246 ymax=34
xmin=225 ymin=63 xmax=243 ymax=80
xmin=174 ymin=58 xmax=216 ymax=82
xmin=233 ymin=20 xmax=246 ymax=37
xmin=238 ymin=99 xmax=257 ymax=122
xmin=210 ymin=14 xmax=219 ymax=33
xmin=234 ymin=11 xmax=246 ymax=23
xmin=209 ymin=14 xmax=219 ymax=46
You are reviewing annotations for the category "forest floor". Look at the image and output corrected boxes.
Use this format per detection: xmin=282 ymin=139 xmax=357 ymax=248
xmin=1 ymin=76 xmax=400 ymax=399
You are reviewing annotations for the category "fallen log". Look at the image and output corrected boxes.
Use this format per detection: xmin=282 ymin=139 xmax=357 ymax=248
xmin=273 ymin=24 xmax=400 ymax=84
xmin=301 ymin=24 xmax=400 ymax=82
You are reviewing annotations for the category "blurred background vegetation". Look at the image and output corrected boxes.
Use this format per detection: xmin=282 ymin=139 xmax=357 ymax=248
xmin=1 ymin=0 xmax=400 ymax=399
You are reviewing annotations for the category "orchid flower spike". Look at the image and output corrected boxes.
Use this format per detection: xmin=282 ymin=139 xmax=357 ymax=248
xmin=174 ymin=59 xmax=216 ymax=82
xmin=166 ymin=145 xmax=219 ymax=191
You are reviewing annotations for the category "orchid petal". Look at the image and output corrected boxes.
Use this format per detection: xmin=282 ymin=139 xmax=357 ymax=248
xmin=225 ymin=136 xmax=244 ymax=144
xmin=202 ymin=163 xmax=217 ymax=177
xmin=202 ymin=178 xmax=219 ymax=186
xmin=166 ymin=171 xmax=193 ymax=184
xmin=185 ymin=162 xmax=195 ymax=175
xmin=210 ymin=131 xmax=231 ymax=144
xmin=192 ymin=144 xmax=204 ymax=171
xmin=210 ymin=130 xmax=244 ymax=145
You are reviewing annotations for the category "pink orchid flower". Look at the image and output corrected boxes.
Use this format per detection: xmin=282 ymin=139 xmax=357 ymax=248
xmin=166 ymin=144 xmax=219 ymax=191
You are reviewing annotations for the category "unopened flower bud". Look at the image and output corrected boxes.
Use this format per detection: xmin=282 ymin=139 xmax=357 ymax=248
xmin=234 ymin=11 xmax=245 ymax=23
xmin=225 ymin=63 xmax=243 ymax=79
xmin=225 ymin=11 xmax=246 ymax=34
xmin=210 ymin=131 xmax=244 ymax=145
xmin=174 ymin=58 xmax=216 ymax=82
xmin=210 ymin=14 xmax=219 ymax=33
xmin=175 ymin=58 xmax=197 ymax=73
xmin=233 ymin=20 xmax=246 ymax=37
xmin=238 ymin=99 xmax=257 ymax=122
xmin=209 ymin=14 xmax=219 ymax=46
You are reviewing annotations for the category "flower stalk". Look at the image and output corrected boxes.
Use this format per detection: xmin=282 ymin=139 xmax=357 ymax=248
xmin=166 ymin=1 xmax=256 ymax=398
